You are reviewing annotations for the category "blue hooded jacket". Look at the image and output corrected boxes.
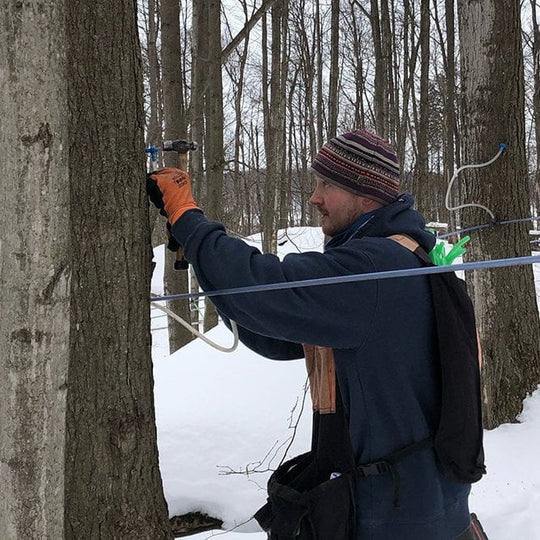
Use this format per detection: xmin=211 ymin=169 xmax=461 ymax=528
xmin=172 ymin=193 xmax=471 ymax=539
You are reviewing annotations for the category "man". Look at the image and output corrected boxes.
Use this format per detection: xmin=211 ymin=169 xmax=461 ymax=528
xmin=148 ymin=129 xmax=480 ymax=539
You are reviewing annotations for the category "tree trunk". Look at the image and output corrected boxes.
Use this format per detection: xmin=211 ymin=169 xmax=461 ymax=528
xmin=380 ymin=0 xmax=395 ymax=141
xmin=191 ymin=0 xmax=207 ymax=202
xmin=64 ymin=0 xmax=172 ymax=535
xmin=531 ymin=0 xmax=540 ymax=215
xmin=205 ymin=0 xmax=225 ymax=222
xmin=370 ymin=0 xmax=387 ymax=138
xmin=348 ymin=2 xmax=367 ymax=130
xmin=328 ymin=0 xmax=340 ymax=138
xmin=0 ymin=1 xmax=68 ymax=536
xmin=262 ymin=3 xmax=288 ymax=253
xmin=146 ymin=0 xmax=163 ymax=150
xmin=202 ymin=0 xmax=224 ymax=332
xmin=458 ymin=0 xmax=540 ymax=428
xmin=315 ymin=0 xmax=325 ymax=148
xmin=161 ymin=0 xmax=194 ymax=352
xmin=229 ymin=1 xmax=251 ymax=233
xmin=444 ymin=0 xmax=458 ymax=229
xmin=277 ymin=0 xmax=291 ymax=232
xmin=413 ymin=0 xmax=431 ymax=216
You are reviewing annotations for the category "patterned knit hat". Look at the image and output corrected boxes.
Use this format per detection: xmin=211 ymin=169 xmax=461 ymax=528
xmin=310 ymin=129 xmax=400 ymax=204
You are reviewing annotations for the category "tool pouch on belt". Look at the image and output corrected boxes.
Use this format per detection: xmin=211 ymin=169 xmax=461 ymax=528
xmin=254 ymin=347 xmax=357 ymax=539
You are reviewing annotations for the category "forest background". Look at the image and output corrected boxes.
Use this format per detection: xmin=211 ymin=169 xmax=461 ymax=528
xmin=142 ymin=0 xmax=540 ymax=428
xmin=1 ymin=0 xmax=540 ymax=538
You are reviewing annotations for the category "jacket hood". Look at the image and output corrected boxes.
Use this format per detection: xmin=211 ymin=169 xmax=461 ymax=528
xmin=327 ymin=193 xmax=436 ymax=252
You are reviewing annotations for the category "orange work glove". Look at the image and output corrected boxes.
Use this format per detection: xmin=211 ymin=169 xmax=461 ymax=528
xmin=146 ymin=167 xmax=200 ymax=225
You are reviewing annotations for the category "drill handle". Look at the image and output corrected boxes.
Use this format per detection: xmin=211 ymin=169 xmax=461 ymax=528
xmin=174 ymin=151 xmax=189 ymax=270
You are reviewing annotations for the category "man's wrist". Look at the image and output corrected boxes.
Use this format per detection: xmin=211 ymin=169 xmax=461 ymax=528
xmin=171 ymin=208 xmax=206 ymax=245
xmin=169 ymin=204 xmax=202 ymax=226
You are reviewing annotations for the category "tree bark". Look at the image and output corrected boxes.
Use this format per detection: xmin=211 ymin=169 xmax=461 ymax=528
xmin=370 ymin=0 xmax=389 ymax=138
xmin=64 ymin=0 xmax=172 ymax=536
xmin=202 ymin=0 xmax=224 ymax=331
xmin=347 ymin=1 xmax=367 ymax=130
xmin=261 ymin=0 xmax=289 ymax=253
xmin=380 ymin=0 xmax=395 ymax=141
xmin=413 ymin=0 xmax=431 ymax=216
xmin=328 ymin=0 xmax=340 ymax=138
xmin=458 ymin=0 xmax=540 ymax=428
xmin=146 ymin=0 xmax=163 ymax=150
xmin=444 ymin=0 xmax=458 ymax=228
xmin=1 ymin=1 xmax=172 ymax=535
xmin=315 ymin=0 xmax=325 ymax=148
xmin=191 ymin=0 xmax=207 ymax=202
xmin=0 ymin=1 xmax=68 ymax=536
xmin=161 ymin=0 xmax=194 ymax=352
xmin=531 ymin=0 xmax=540 ymax=214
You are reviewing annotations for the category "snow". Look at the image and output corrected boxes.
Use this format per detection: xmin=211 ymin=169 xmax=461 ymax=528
xmin=151 ymin=228 xmax=540 ymax=540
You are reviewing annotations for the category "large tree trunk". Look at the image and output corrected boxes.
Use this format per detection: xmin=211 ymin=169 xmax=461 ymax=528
xmin=0 ymin=2 xmax=69 ymax=537
xmin=531 ymin=0 xmax=540 ymax=215
xmin=65 ymin=0 xmax=172 ymax=537
xmin=1 ymin=0 xmax=172 ymax=537
xmin=458 ymin=0 xmax=540 ymax=428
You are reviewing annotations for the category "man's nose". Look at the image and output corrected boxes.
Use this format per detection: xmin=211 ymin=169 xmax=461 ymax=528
xmin=309 ymin=188 xmax=321 ymax=206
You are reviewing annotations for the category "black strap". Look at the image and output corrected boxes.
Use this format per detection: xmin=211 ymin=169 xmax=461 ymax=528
xmin=413 ymin=245 xmax=435 ymax=266
xmin=355 ymin=436 xmax=433 ymax=507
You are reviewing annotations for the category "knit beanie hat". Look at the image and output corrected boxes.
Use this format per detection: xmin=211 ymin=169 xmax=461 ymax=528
xmin=310 ymin=129 xmax=400 ymax=204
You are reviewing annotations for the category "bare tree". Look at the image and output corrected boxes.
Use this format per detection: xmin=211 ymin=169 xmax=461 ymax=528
xmin=223 ymin=1 xmax=253 ymax=230
xmin=261 ymin=0 xmax=289 ymax=252
xmin=315 ymin=0 xmax=325 ymax=148
xmin=369 ymin=0 xmax=391 ymax=138
xmin=160 ymin=0 xmax=195 ymax=352
xmin=412 ymin=0 xmax=431 ymax=216
xmin=342 ymin=1 xmax=368 ymax=129
xmin=328 ymin=0 xmax=341 ymax=137
xmin=145 ymin=0 xmax=163 ymax=150
xmin=432 ymin=0 xmax=459 ymax=226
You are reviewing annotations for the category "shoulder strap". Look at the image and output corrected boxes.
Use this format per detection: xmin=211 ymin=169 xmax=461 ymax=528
xmin=388 ymin=233 xmax=486 ymax=484
xmin=387 ymin=234 xmax=433 ymax=265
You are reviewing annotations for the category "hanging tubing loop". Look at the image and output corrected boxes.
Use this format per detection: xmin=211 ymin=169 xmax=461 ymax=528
xmin=151 ymin=295 xmax=239 ymax=352
xmin=445 ymin=143 xmax=506 ymax=220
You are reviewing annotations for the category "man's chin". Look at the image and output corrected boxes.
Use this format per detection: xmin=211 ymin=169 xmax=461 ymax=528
xmin=322 ymin=221 xmax=348 ymax=238
xmin=321 ymin=223 xmax=336 ymax=237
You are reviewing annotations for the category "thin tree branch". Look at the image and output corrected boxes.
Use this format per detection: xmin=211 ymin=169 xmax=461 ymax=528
xmin=221 ymin=0 xmax=279 ymax=62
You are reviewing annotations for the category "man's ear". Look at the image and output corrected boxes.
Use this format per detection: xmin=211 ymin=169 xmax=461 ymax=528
xmin=359 ymin=197 xmax=384 ymax=212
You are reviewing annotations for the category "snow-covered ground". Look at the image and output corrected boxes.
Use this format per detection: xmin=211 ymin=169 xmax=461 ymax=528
xmin=151 ymin=229 xmax=540 ymax=540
